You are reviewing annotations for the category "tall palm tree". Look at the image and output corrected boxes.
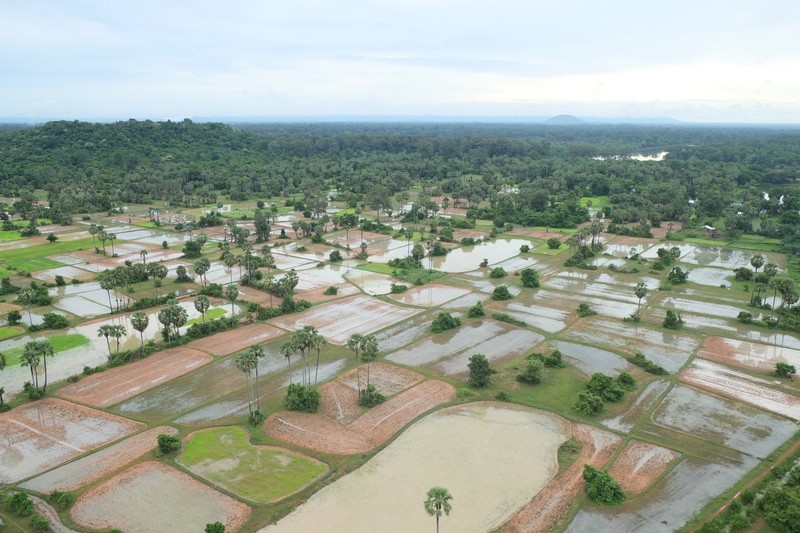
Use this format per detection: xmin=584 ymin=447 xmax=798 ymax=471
xmin=248 ymin=344 xmax=265 ymax=412
xmin=20 ymin=344 xmax=42 ymax=393
xmin=130 ymin=312 xmax=149 ymax=355
xmin=194 ymin=295 xmax=210 ymax=325
xmin=750 ymin=254 xmax=765 ymax=304
xmin=27 ymin=341 xmax=54 ymax=392
xmin=17 ymin=287 xmax=36 ymax=326
xmin=108 ymin=233 xmax=117 ymax=256
xmin=235 ymin=350 xmax=257 ymax=418
xmin=346 ymin=333 xmax=365 ymax=392
xmin=360 ymin=334 xmax=379 ymax=388
xmin=224 ymin=254 xmax=238 ymax=285
xmin=0 ymin=352 xmax=6 ymax=407
xmin=140 ymin=249 xmax=148 ymax=265
xmin=309 ymin=329 xmax=326 ymax=386
xmin=97 ymin=324 xmax=114 ymax=356
xmin=634 ymin=282 xmax=647 ymax=316
xmin=424 ymin=487 xmax=453 ymax=533
xmin=193 ymin=258 xmax=210 ymax=287
xmin=225 ymin=284 xmax=239 ymax=316
xmin=110 ymin=324 xmax=126 ymax=353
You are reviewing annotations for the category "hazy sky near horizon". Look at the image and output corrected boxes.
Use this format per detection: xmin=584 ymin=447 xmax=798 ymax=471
xmin=2 ymin=1 xmax=799 ymax=123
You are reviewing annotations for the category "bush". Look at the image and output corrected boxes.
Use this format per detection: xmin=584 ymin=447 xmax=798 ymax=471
xmin=586 ymin=373 xmax=625 ymax=402
xmin=205 ymin=522 xmax=226 ymax=533
xmin=31 ymin=514 xmax=51 ymax=533
xmin=491 ymin=312 xmax=527 ymax=327
xmin=431 ymin=312 xmax=461 ymax=333
xmin=157 ymin=434 xmax=181 ymax=455
xmin=467 ymin=301 xmax=486 ymax=317
xmin=519 ymin=244 xmax=531 ymax=253
xmin=573 ymin=391 xmax=604 ymax=416
xmin=776 ymin=362 xmax=797 ymax=378
xmin=42 ymin=312 xmax=69 ymax=329
xmin=390 ymin=283 xmax=408 ymax=294
xmin=520 ymin=268 xmax=540 ymax=288
xmin=6 ymin=492 xmax=35 ymax=517
xmin=630 ymin=353 xmax=668 ymax=375
xmin=583 ymin=465 xmax=625 ymax=504
xmin=489 ymin=267 xmax=507 ymax=278
xmin=617 ymin=372 xmax=636 ymax=390
xmin=329 ymin=250 xmax=343 ymax=262
xmin=577 ymin=303 xmax=596 ymax=317
xmin=667 ymin=266 xmax=689 ymax=284
xmin=54 ymin=275 xmax=66 ymax=286
xmin=663 ymin=309 xmax=683 ymax=329
xmin=467 ymin=354 xmax=494 ymax=387
xmin=495 ymin=391 xmax=510 ymax=401
xmin=6 ymin=309 xmax=22 ymax=325
xmin=543 ymin=349 xmax=566 ymax=368
xmin=48 ymin=490 xmax=75 ymax=511
xmin=547 ymin=237 xmax=561 ymax=249
xmin=323 ymin=286 xmax=338 ymax=295
xmin=517 ymin=358 xmax=543 ymax=384
xmin=359 ymin=384 xmax=386 ymax=407
xmin=491 ymin=286 xmax=513 ymax=300
xmin=737 ymin=311 xmax=753 ymax=324
xmin=285 ymin=383 xmax=320 ymax=413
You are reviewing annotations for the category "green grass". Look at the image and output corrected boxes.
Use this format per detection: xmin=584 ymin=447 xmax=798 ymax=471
xmin=531 ymin=243 xmax=569 ymax=256
xmin=580 ymin=196 xmax=610 ymax=208
xmin=0 ymin=230 xmax=25 ymax=242
xmin=682 ymin=235 xmax=780 ymax=253
xmin=0 ymin=237 xmax=95 ymax=272
xmin=4 ymin=333 xmax=91 ymax=365
xmin=358 ymin=263 xmax=393 ymax=275
xmin=0 ymin=266 xmax=15 ymax=277
xmin=185 ymin=307 xmax=227 ymax=326
xmin=0 ymin=326 xmax=23 ymax=341
xmin=132 ymin=221 xmax=159 ymax=228
xmin=179 ymin=426 xmax=328 ymax=503
xmin=357 ymin=262 xmax=448 ymax=284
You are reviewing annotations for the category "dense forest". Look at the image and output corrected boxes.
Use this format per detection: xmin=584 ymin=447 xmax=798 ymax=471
xmin=1 ymin=120 xmax=800 ymax=251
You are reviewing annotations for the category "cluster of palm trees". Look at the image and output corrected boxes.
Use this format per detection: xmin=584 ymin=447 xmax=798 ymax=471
xmin=97 ymin=324 xmax=127 ymax=356
xmin=565 ymin=220 xmax=605 ymax=254
xmin=236 ymin=344 xmax=266 ymax=421
xmin=748 ymin=254 xmax=798 ymax=324
xmin=346 ymin=333 xmax=379 ymax=394
xmin=18 ymin=340 xmax=54 ymax=395
xmin=157 ymin=301 xmax=188 ymax=342
xmin=280 ymin=326 xmax=326 ymax=387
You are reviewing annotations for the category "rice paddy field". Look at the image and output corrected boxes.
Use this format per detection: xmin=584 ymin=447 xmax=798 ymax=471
xmin=2 ymin=206 xmax=799 ymax=532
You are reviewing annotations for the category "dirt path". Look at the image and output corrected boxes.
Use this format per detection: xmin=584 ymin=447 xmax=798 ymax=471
xmin=30 ymin=496 xmax=79 ymax=533
xmin=499 ymin=423 xmax=622 ymax=532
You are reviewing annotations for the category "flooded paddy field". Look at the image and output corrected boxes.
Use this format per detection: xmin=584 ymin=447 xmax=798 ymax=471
xmin=495 ymin=301 xmax=572 ymax=333
xmin=652 ymin=384 xmax=796 ymax=457
xmin=699 ymin=336 xmax=800 ymax=371
xmin=387 ymin=283 xmax=472 ymax=307
xmin=343 ymin=268 xmax=395 ymax=294
xmin=684 ymin=266 xmax=735 ymax=287
xmin=547 ymin=276 xmax=642 ymax=304
xmin=0 ymin=398 xmax=143 ymax=483
xmin=602 ymin=379 xmax=671 ymax=433
xmin=21 ymin=426 xmax=178 ymax=492
xmin=677 ymin=313 xmax=740 ymax=334
xmin=269 ymin=295 xmax=421 ymax=343
xmin=371 ymin=312 xmax=436 ymax=352
xmin=263 ymin=403 xmax=569 ymax=533
xmin=566 ymin=455 xmax=759 ymax=533
xmin=548 ymin=340 xmax=631 ymax=376
xmin=681 ymin=359 xmax=800 ymax=420
xmin=564 ymin=318 xmax=699 ymax=374
xmin=659 ymin=296 xmax=747 ymax=319
xmin=423 ymin=238 xmax=534 ymax=273
xmin=385 ymin=319 xmax=543 ymax=373
xmin=534 ymin=288 xmax=639 ymax=319
xmin=71 ymin=461 xmax=251 ymax=533
xmin=608 ymin=440 xmax=680 ymax=494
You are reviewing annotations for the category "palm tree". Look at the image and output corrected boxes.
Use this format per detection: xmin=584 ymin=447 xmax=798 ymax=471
xmin=308 ymin=329 xmax=326 ymax=386
xmin=0 ymin=352 xmax=6 ymax=407
xmin=634 ymin=282 xmax=647 ymax=316
xmin=224 ymin=254 xmax=238 ymax=285
xmin=235 ymin=350 xmax=258 ymax=418
xmin=20 ymin=343 xmax=42 ymax=393
xmin=750 ymin=254 xmax=765 ymax=304
xmin=248 ymin=344 xmax=265 ymax=412
xmin=26 ymin=340 xmax=54 ymax=392
xmin=194 ymin=295 xmax=210 ymax=325
xmin=405 ymin=228 xmax=415 ymax=257
xmin=108 ymin=233 xmax=117 ymax=256
xmin=424 ymin=487 xmax=453 ymax=533
xmin=17 ymin=287 xmax=36 ymax=326
xmin=98 ymin=230 xmax=108 ymax=255
xmin=346 ymin=333 xmax=365 ymax=392
xmin=280 ymin=340 xmax=294 ymax=381
xmin=360 ymin=334 xmax=379 ymax=388
xmin=98 ymin=324 xmax=115 ymax=356
xmin=110 ymin=324 xmax=126 ymax=353
xmin=193 ymin=258 xmax=210 ymax=287
xmin=130 ymin=312 xmax=149 ymax=355
xmin=225 ymin=284 xmax=239 ymax=316
xmin=157 ymin=306 xmax=173 ymax=342
xmin=140 ymin=249 xmax=148 ymax=265
xmin=171 ymin=304 xmax=188 ymax=339
xmin=89 ymin=223 xmax=99 ymax=247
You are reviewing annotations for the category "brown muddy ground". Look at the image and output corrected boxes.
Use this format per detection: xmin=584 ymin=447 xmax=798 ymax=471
xmin=609 ymin=440 xmax=680 ymax=493
xmin=187 ymin=322 xmax=285 ymax=355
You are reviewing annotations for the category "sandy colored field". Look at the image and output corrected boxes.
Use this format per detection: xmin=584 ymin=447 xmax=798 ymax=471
xmin=265 ymin=380 xmax=455 ymax=454
xmin=58 ymin=348 xmax=212 ymax=407
xmin=0 ymin=398 xmax=144 ymax=483
xmin=681 ymin=359 xmax=800 ymax=420
xmin=268 ymin=294 xmax=421 ymax=344
xmin=187 ymin=322 xmax=285 ymax=355
xmin=501 ymin=424 xmax=622 ymax=532
xmin=263 ymin=403 xmax=569 ymax=533
xmin=387 ymin=283 xmax=472 ymax=307
xmin=71 ymin=461 xmax=251 ymax=533
xmin=508 ymin=227 xmax=571 ymax=241
xmin=237 ymin=285 xmax=284 ymax=308
xmin=700 ymin=336 xmax=800 ymax=371
xmin=608 ymin=440 xmax=680 ymax=493
xmin=21 ymin=426 xmax=178 ymax=492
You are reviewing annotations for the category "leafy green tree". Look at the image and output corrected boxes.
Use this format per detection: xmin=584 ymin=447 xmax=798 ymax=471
xmin=205 ymin=522 xmax=226 ymax=533
xmin=467 ymin=301 xmax=485 ymax=318
xmin=775 ymin=362 xmax=796 ymax=378
xmin=431 ymin=312 xmax=461 ymax=333
xmin=573 ymin=390 xmax=604 ymax=416
xmin=285 ymin=383 xmax=321 ymax=412
xmin=517 ymin=358 xmax=543 ymax=384
xmin=489 ymin=267 xmax=507 ymax=278
xmin=468 ymin=354 xmax=493 ymax=387
xmin=520 ymin=268 xmax=540 ymax=288
xmin=6 ymin=310 xmax=22 ymax=325
xmin=547 ymin=237 xmax=561 ymax=249
xmin=157 ymin=434 xmax=181 ymax=454
xmin=663 ymin=309 xmax=683 ymax=329
xmin=130 ymin=311 xmax=149 ymax=354
xmin=424 ymin=487 xmax=453 ymax=533
xmin=329 ymin=250 xmax=343 ymax=262
xmin=583 ymin=465 xmax=625 ymax=504
xmin=491 ymin=286 xmax=513 ymax=300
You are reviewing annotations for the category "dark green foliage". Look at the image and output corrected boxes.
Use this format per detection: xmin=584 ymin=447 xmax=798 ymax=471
xmin=431 ymin=312 xmax=461 ymax=333
xmin=491 ymin=285 xmax=513 ymax=300
xmin=489 ymin=267 xmax=507 ymax=278
xmin=517 ymin=358 xmax=543 ymax=384
xmin=630 ymin=353 xmax=669 ymax=375
xmin=667 ymin=266 xmax=689 ymax=284
xmin=0 ymin=277 xmax=20 ymax=295
xmin=586 ymin=373 xmax=625 ymax=402
xmin=547 ymin=237 xmax=561 ymax=249
xmin=776 ymin=362 xmax=797 ymax=378
xmin=181 ymin=239 xmax=203 ymax=258
xmin=574 ymin=372 xmax=635 ymax=415
xmin=285 ymin=383 xmax=321 ymax=413
xmin=663 ymin=309 xmax=683 ymax=329
xmin=760 ymin=481 xmax=800 ymax=533
xmin=31 ymin=514 xmax=51 ymax=533
xmin=6 ymin=491 xmax=35 ymax=517
xmin=577 ymin=303 xmax=597 ymax=317
xmin=42 ymin=312 xmax=68 ymax=329
xmin=495 ymin=391 xmax=511 ymax=401
xmin=737 ymin=311 xmax=753 ymax=323
xmin=359 ymin=384 xmax=386 ymax=407
xmin=47 ymin=490 xmax=75 ymax=511
xmin=573 ymin=391 xmax=604 ymax=416
xmin=429 ymin=241 xmax=448 ymax=256
xmin=205 ymin=522 xmax=226 ymax=533
xmin=519 ymin=244 xmax=530 ymax=253
xmin=467 ymin=353 xmax=494 ymax=387
xmin=323 ymin=286 xmax=338 ymax=295
xmin=733 ymin=267 xmax=754 ymax=281
xmin=543 ymin=349 xmax=566 ymax=368
xmin=198 ymin=283 xmax=225 ymax=297
xmin=329 ymin=250 xmax=343 ymax=262
xmin=185 ymin=316 xmax=239 ymax=339
xmin=175 ymin=265 xmax=192 ymax=282
xmin=6 ymin=309 xmax=22 ymax=325
xmin=583 ymin=465 xmax=625 ymax=504
xmin=390 ymin=283 xmax=409 ymax=294
xmin=617 ymin=372 xmax=636 ymax=390
xmin=491 ymin=312 xmax=527 ymax=327
xmin=520 ymin=268 xmax=540 ymax=288
xmin=460 ymin=237 xmax=477 ymax=245
xmin=467 ymin=301 xmax=486 ymax=317
xmin=54 ymin=275 xmax=66 ymax=286
xmin=157 ymin=433 xmax=181 ymax=454
xmin=564 ymin=246 xmax=596 ymax=268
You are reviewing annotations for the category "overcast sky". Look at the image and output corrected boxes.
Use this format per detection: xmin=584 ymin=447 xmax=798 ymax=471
xmin=2 ymin=0 xmax=799 ymax=123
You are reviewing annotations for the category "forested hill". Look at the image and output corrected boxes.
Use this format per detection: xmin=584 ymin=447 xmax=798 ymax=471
xmin=1 ymin=120 xmax=800 ymax=237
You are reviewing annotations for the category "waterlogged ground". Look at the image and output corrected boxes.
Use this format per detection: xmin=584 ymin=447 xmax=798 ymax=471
xmin=262 ymin=403 xmax=569 ymax=532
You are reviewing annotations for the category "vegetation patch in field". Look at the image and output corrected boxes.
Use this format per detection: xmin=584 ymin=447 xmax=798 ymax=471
xmin=184 ymin=307 xmax=227 ymax=326
xmin=4 ymin=333 xmax=90 ymax=365
xmin=0 ymin=326 xmax=23 ymax=341
xmin=531 ymin=242 xmax=569 ymax=255
xmin=179 ymin=426 xmax=328 ymax=502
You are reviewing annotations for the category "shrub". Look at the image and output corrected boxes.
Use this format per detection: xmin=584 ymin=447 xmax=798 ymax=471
xmin=6 ymin=310 xmax=22 ymax=325
xmin=55 ymin=275 xmax=66 ymax=286
xmin=48 ymin=490 xmax=75 ymax=511
xmin=547 ymin=237 xmax=561 ymax=249
xmin=329 ymin=250 xmax=343 ymax=262
xmin=491 ymin=312 xmax=527 ymax=327
xmin=6 ymin=492 xmax=35 ymax=517
xmin=630 ymin=353 xmax=668 ymax=375
xmin=577 ymin=303 xmax=596 ymax=317
xmin=737 ymin=311 xmax=753 ymax=324
xmin=617 ymin=372 xmax=636 ymax=390
xmin=586 ymin=373 xmax=625 ymax=402
xmin=467 ymin=301 xmax=486 ymax=318
xmin=359 ymin=384 xmax=386 ymax=407
xmin=775 ymin=362 xmax=796 ymax=379
xmin=543 ymin=349 xmax=566 ymax=368
xmin=517 ymin=358 xmax=543 ymax=384
xmin=663 ymin=309 xmax=683 ymax=329
xmin=573 ymin=391 xmax=604 ymax=416
xmin=42 ymin=312 xmax=69 ymax=329
xmin=323 ymin=286 xmax=338 ymax=295
xmin=495 ymin=391 xmax=510 ymax=401
xmin=491 ymin=286 xmax=513 ymax=300
xmin=390 ymin=283 xmax=408 ymax=294
xmin=520 ymin=268 xmax=540 ymax=288
xmin=205 ymin=522 xmax=226 ymax=533
xmin=489 ymin=267 xmax=507 ymax=278
xmin=583 ymin=465 xmax=625 ymax=504
xmin=431 ymin=312 xmax=461 ymax=333
xmin=31 ymin=514 xmax=51 ymax=533
xmin=285 ymin=383 xmax=320 ymax=413
xmin=519 ymin=244 xmax=531 ymax=253
xmin=467 ymin=354 xmax=494 ymax=387
xmin=157 ymin=434 xmax=181 ymax=455
xmin=667 ymin=266 xmax=689 ymax=284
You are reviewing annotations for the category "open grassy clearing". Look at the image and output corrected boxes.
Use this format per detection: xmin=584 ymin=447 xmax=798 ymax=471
xmin=3 ymin=333 xmax=91 ymax=365
xmin=0 ymin=325 xmax=23 ymax=341
xmin=0 ymin=237 xmax=95 ymax=271
xmin=185 ymin=307 xmax=227 ymax=326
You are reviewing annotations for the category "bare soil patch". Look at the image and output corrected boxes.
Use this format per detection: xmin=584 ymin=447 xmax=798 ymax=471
xmin=58 ymin=348 xmax=212 ymax=407
xmin=71 ymin=461 xmax=251 ymax=533
xmin=0 ymin=398 xmax=144 ymax=483
xmin=237 ymin=285 xmax=283 ymax=308
xmin=609 ymin=440 xmax=680 ymax=493
xmin=452 ymin=229 xmax=489 ymax=241
xmin=22 ymin=426 xmax=178 ymax=492
xmin=187 ymin=322 xmax=285 ymax=355
xmin=501 ymin=423 xmax=622 ymax=532
xmin=264 ymin=380 xmax=456 ymax=455
xmin=700 ymin=336 xmax=800 ymax=371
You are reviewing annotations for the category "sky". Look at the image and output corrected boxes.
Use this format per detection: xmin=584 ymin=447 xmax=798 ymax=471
xmin=1 ymin=0 xmax=799 ymax=123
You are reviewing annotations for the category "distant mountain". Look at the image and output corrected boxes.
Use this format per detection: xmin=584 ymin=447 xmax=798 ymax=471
xmin=544 ymin=114 xmax=586 ymax=125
